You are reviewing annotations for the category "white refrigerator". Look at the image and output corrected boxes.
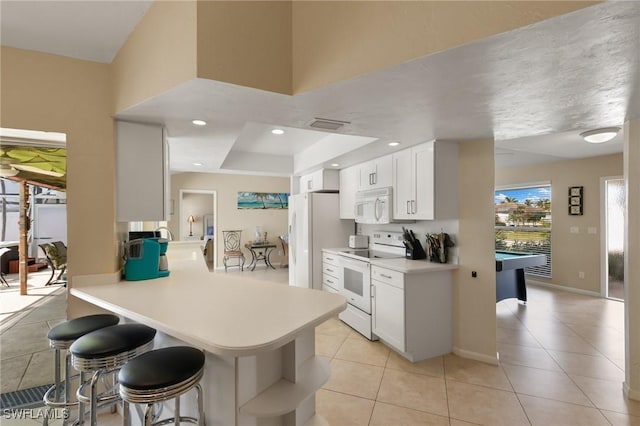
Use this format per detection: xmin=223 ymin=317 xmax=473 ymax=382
xmin=288 ymin=192 xmax=352 ymax=289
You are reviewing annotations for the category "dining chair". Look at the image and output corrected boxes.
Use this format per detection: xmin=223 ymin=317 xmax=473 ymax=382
xmin=222 ymin=230 xmax=245 ymax=272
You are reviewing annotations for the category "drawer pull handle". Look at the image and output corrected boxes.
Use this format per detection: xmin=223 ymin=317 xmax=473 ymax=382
xmin=380 ymin=274 xmax=392 ymax=279
xmin=326 ymin=257 xmax=334 ymax=261
xmin=326 ymin=268 xmax=334 ymax=273
xmin=327 ymin=279 xmax=334 ymax=284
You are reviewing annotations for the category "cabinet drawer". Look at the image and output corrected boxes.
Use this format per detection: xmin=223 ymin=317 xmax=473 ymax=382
xmin=371 ymin=266 xmax=404 ymax=289
xmin=323 ymin=275 xmax=341 ymax=291
xmin=322 ymin=252 xmax=340 ymax=267
xmin=323 ymin=263 xmax=340 ymax=277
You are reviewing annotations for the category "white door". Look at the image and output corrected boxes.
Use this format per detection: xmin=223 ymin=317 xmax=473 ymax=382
xmin=603 ymin=177 xmax=625 ymax=300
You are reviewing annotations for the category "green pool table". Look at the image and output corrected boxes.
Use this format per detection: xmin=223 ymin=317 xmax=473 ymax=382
xmin=496 ymin=251 xmax=547 ymax=303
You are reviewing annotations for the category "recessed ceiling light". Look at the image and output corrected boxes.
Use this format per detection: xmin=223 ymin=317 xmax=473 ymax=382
xmin=580 ymin=127 xmax=620 ymax=143
xmin=271 ymin=129 xmax=285 ymax=135
xmin=388 ymin=141 xmax=400 ymax=147
xmin=331 ymin=163 xmax=340 ymax=167
xmin=193 ymin=162 xmax=203 ymax=166
xmin=192 ymin=120 xmax=207 ymax=126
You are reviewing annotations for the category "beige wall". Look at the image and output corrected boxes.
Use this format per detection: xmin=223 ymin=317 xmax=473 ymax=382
xmin=111 ymin=0 xmax=197 ymax=112
xmin=291 ymin=1 xmax=599 ymax=93
xmin=496 ymin=154 xmax=623 ymax=294
xmin=0 ymin=47 xmax=117 ymax=316
xmin=624 ymin=119 xmax=640 ymax=398
xmin=453 ymin=139 xmax=497 ymax=362
xmin=196 ymin=1 xmax=292 ymax=95
xmin=169 ymin=172 xmax=290 ymax=268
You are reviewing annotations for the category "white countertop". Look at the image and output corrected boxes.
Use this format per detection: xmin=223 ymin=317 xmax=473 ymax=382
xmin=72 ymin=242 xmax=346 ymax=357
xmin=322 ymin=248 xmax=458 ymax=274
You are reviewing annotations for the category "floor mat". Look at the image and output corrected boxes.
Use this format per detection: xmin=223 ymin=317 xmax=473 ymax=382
xmin=0 ymin=384 xmax=51 ymax=409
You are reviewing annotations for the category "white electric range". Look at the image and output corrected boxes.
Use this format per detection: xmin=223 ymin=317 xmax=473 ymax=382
xmin=332 ymin=232 xmax=406 ymax=340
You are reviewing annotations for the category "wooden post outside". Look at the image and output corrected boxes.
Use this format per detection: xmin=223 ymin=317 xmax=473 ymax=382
xmin=19 ymin=180 xmax=29 ymax=295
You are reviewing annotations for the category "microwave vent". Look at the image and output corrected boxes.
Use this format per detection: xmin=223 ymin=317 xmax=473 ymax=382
xmin=308 ymin=118 xmax=350 ymax=131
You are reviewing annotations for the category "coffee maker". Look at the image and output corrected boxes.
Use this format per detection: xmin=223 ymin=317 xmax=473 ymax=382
xmin=124 ymin=238 xmax=170 ymax=281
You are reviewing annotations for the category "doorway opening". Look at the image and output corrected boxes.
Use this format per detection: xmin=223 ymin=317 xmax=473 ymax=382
xmin=179 ymin=190 xmax=217 ymax=270
xmin=601 ymin=176 xmax=625 ymax=300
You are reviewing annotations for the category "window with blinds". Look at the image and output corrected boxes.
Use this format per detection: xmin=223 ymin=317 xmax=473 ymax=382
xmin=495 ymin=184 xmax=552 ymax=278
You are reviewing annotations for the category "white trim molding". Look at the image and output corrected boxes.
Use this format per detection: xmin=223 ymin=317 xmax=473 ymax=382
xmin=453 ymin=346 xmax=499 ymax=366
xmin=624 ymin=381 xmax=640 ymax=401
xmin=527 ymin=279 xmax=601 ymax=298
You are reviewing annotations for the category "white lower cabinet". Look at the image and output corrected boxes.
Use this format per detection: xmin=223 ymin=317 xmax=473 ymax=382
xmin=371 ymin=265 xmax=452 ymax=361
xmin=372 ymin=277 xmax=405 ymax=351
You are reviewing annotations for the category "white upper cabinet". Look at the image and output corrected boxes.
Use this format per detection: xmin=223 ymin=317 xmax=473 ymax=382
xmin=358 ymin=155 xmax=392 ymax=190
xmin=299 ymin=169 xmax=339 ymax=193
xmin=339 ymin=166 xmax=359 ymax=219
xmin=116 ymin=121 xmax=169 ymax=222
xmin=392 ymin=141 xmax=457 ymax=220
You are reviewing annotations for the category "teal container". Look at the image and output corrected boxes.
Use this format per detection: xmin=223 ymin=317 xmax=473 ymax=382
xmin=124 ymin=239 xmax=162 ymax=281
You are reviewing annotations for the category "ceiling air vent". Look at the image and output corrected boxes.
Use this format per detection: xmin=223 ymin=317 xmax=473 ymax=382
xmin=308 ymin=118 xmax=350 ymax=131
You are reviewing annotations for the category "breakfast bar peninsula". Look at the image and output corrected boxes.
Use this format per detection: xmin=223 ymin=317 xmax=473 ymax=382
xmin=70 ymin=241 xmax=346 ymax=426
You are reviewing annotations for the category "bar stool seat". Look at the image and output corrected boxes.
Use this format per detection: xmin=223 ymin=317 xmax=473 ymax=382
xmin=119 ymin=346 xmax=205 ymax=426
xmin=71 ymin=324 xmax=156 ymax=426
xmin=48 ymin=314 xmax=120 ymax=347
xmin=43 ymin=314 xmax=120 ymax=425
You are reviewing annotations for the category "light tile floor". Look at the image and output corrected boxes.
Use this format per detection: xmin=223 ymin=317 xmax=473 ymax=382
xmin=313 ymin=284 xmax=640 ymax=426
xmin=3 ymin=270 xmax=640 ymax=426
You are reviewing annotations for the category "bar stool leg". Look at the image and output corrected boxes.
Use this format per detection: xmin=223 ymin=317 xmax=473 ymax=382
xmin=144 ymin=404 xmax=153 ymax=426
xmin=77 ymin=371 xmax=86 ymax=426
xmin=63 ymin=351 xmax=73 ymax=426
xmin=174 ymin=396 xmax=180 ymax=425
xmin=89 ymin=371 xmax=101 ymax=426
xmin=122 ymin=400 xmax=130 ymax=426
xmin=196 ymin=384 xmax=204 ymax=426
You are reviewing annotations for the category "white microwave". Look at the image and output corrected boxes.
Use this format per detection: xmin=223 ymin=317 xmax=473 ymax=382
xmin=354 ymin=187 xmax=392 ymax=224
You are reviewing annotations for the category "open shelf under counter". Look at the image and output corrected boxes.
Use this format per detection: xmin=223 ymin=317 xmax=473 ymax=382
xmin=239 ymin=356 xmax=330 ymax=418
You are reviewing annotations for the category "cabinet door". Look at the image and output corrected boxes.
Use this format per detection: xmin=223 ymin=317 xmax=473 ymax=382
xmin=413 ymin=142 xmax=435 ymax=220
xmin=392 ymin=148 xmax=413 ymax=220
xmin=372 ymin=280 xmax=405 ymax=351
xmin=299 ymin=173 xmax=314 ymax=193
xmin=339 ymin=166 xmax=359 ymax=219
xmin=116 ymin=121 xmax=168 ymax=221
xmin=373 ymin=155 xmax=393 ymax=188
xmin=358 ymin=160 xmax=376 ymax=189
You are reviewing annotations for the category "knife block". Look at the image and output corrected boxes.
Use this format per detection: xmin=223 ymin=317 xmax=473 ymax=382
xmin=405 ymin=240 xmax=426 ymax=260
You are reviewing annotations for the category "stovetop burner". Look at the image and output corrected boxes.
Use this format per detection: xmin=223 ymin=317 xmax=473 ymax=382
xmin=339 ymin=249 xmax=405 ymax=260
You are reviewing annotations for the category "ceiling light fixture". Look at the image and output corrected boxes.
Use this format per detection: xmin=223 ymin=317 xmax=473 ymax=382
xmin=330 ymin=163 xmax=340 ymax=167
xmin=193 ymin=162 xmax=203 ymax=166
xmin=580 ymin=127 xmax=620 ymax=144
xmin=271 ymin=129 xmax=285 ymax=135
xmin=192 ymin=119 xmax=207 ymax=126
xmin=388 ymin=141 xmax=400 ymax=147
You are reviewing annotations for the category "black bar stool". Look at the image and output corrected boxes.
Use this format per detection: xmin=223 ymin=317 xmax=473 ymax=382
xmin=43 ymin=314 xmax=120 ymax=425
xmin=118 ymin=346 xmax=205 ymax=426
xmin=70 ymin=324 xmax=157 ymax=426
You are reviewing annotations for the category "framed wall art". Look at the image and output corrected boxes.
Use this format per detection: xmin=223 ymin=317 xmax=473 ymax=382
xmin=568 ymin=186 xmax=583 ymax=215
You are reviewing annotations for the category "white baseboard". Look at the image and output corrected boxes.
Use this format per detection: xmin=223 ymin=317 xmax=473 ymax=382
xmin=453 ymin=346 xmax=499 ymax=365
xmin=527 ymin=279 xmax=601 ymax=298
xmin=624 ymin=381 xmax=640 ymax=401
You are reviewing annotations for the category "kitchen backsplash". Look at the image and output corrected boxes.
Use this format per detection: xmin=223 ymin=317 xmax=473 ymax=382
xmin=358 ymin=220 xmax=460 ymax=264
